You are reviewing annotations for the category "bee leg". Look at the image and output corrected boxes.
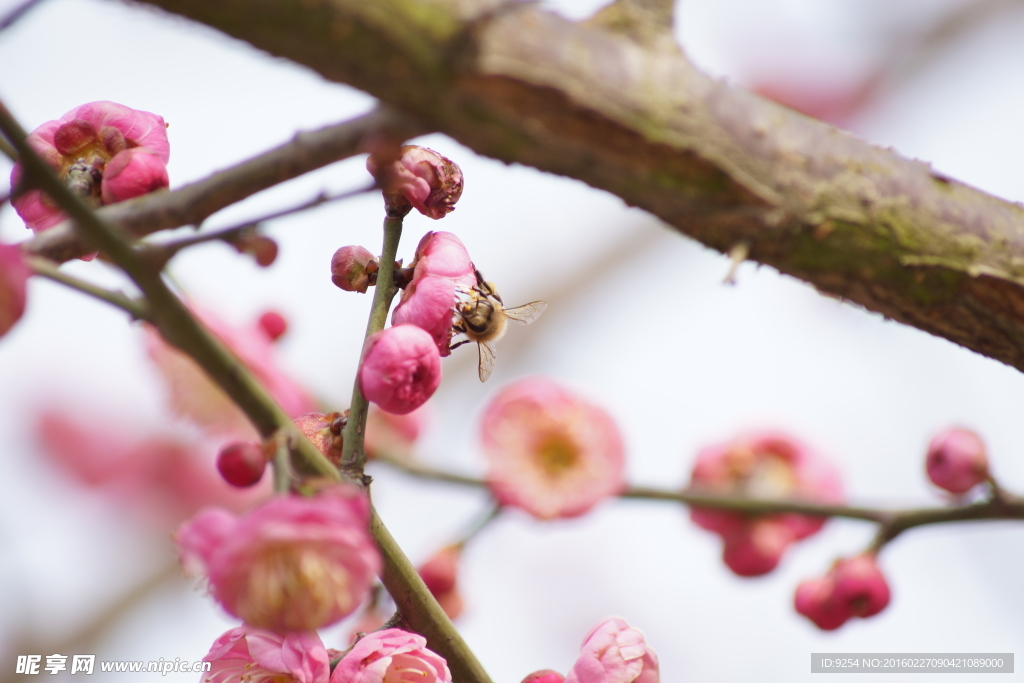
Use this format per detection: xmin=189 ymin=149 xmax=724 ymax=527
xmin=449 ymin=339 xmax=470 ymax=350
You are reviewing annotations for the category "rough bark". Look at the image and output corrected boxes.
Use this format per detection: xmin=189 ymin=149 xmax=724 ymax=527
xmin=128 ymin=0 xmax=1024 ymax=371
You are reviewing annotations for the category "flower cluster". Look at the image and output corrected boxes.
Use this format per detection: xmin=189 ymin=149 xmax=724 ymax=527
xmin=795 ymin=554 xmax=890 ymax=630
xmin=522 ymin=617 xmax=659 ymax=683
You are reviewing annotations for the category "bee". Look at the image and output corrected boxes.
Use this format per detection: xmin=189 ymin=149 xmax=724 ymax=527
xmin=451 ymin=269 xmax=547 ymax=382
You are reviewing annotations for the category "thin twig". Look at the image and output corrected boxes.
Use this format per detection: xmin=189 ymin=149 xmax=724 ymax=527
xmin=26 ymin=256 xmax=152 ymax=321
xmin=0 ymin=0 xmax=46 ymax=31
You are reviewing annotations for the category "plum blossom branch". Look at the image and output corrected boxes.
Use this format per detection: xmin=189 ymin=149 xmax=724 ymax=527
xmin=371 ymin=452 xmax=1024 ymax=540
xmin=24 ymin=106 xmax=428 ymax=263
xmin=26 ymin=256 xmax=152 ymax=321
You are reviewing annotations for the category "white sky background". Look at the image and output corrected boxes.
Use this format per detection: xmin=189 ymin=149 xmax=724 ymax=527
xmin=1 ymin=0 xmax=1023 ymax=681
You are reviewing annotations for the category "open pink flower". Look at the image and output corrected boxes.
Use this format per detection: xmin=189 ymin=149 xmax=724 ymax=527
xmin=926 ymin=428 xmax=989 ymax=494
xmin=0 ymin=243 xmax=30 ymax=339
xmin=366 ymin=146 xmax=463 ymax=220
xmin=392 ymin=232 xmax=476 ymax=356
xmin=174 ymin=486 xmax=381 ymax=632
xmin=10 ymin=101 xmax=169 ymax=233
xmin=688 ymin=431 xmax=843 ymax=576
xmin=565 ymin=617 xmax=659 ymax=683
xmin=203 ymin=626 xmax=330 ymax=683
xmin=795 ymin=554 xmax=891 ymax=631
xmin=481 ymin=377 xmax=624 ymax=520
xmin=146 ymin=308 xmax=317 ymax=437
xmin=358 ymin=324 xmax=442 ymax=415
xmin=330 ymin=629 xmax=451 ymax=683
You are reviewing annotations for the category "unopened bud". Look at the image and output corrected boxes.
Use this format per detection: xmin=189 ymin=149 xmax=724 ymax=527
xmin=216 ymin=441 xmax=267 ymax=488
xmin=331 ymin=245 xmax=378 ymax=293
xmin=522 ymin=671 xmax=565 ymax=683
xmin=418 ymin=545 xmax=463 ymax=619
xmin=358 ymin=325 xmax=442 ymax=415
xmin=293 ymin=412 xmax=346 ymax=466
xmin=257 ymin=311 xmax=288 ymax=342
xmin=926 ymin=427 xmax=989 ymax=494
xmin=366 ymin=145 xmax=464 ymax=220
xmin=0 ymin=244 xmax=30 ymax=339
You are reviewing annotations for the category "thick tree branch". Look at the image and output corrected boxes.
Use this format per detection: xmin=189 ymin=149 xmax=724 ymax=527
xmin=24 ymin=107 xmax=428 ymax=262
xmin=130 ymin=0 xmax=1024 ymax=372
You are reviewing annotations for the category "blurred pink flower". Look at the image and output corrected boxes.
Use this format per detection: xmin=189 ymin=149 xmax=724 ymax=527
xmin=330 ymin=629 xmax=451 ymax=683
xmin=0 ymin=243 xmax=30 ymax=339
xmin=688 ymin=431 xmax=843 ymax=576
xmin=926 ymin=428 xmax=989 ymax=494
xmin=175 ymin=486 xmax=380 ymax=632
xmin=37 ymin=411 xmax=266 ymax=523
xmin=10 ymin=101 xmax=169 ymax=233
xmin=364 ymin=404 xmax=429 ymax=460
xmin=481 ymin=377 xmax=624 ymax=520
xmin=795 ymin=554 xmax=891 ymax=631
xmin=522 ymin=672 xmax=565 ymax=683
xmin=366 ymin=146 xmax=463 ymax=220
xmin=358 ymin=324 xmax=442 ymax=415
xmin=564 ymin=617 xmax=659 ymax=683
xmin=418 ymin=545 xmax=464 ymax=620
xmin=331 ymin=245 xmax=378 ymax=293
xmin=146 ymin=308 xmax=317 ymax=438
xmin=392 ymin=232 xmax=476 ymax=356
xmin=203 ymin=626 xmax=330 ymax=683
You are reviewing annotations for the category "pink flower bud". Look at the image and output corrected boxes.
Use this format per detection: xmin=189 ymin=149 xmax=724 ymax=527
xmin=0 ymin=243 xmax=30 ymax=339
xmin=926 ymin=428 xmax=989 ymax=494
xmin=794 ymin=554 xmax=891 ymax=631
xmin=232 ymin=234 xmax=279 ymax=267
xmin=418 ymin=545 xmax=463 ymax=620
xmin=216 ymin=441 xmax=268 ymax=488
xmin=523 ymin=672 xmax=565 ymax=683
xmin=293 ymin=412 xmax=346 ymax=466
xmin=412 ymin=231 xmax=474 ymax=280
xmin=10 ymin=101 xmax=169 ymax=234
xmin=331 ymin=245 xmax=378 ymax=293
xmin=565 ymin=617 xmax=659 ymax=683
xmin=365 ymin=404 xmax=429 ymax=460
xmin=174 ymin=486 xmax=380 ymax=631
xmin=258 ymin=310 xmax=289 ymax=341
xmin=203 ymin=626 xmax=330 ymax=683
xmin=330 ymin=628 xmax=451 ymax=683
xmin=688 ymin=431 xmax=843 ymax=576
xmin=358 ymin=324 xmax=442 ymax=415
xmin=100 ymin=148 xmax=169 ymax=204
xmin=482 ymin=377 xmax=625 ymax=520
xmin=366 ymin=146 xmax=464 ymax=220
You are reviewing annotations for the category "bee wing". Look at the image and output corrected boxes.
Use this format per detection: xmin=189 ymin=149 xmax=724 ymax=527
xmin=477 ymin=341 xmax=497 ymax=383
xmin=503 ymin=301 xmax=547 ymax=325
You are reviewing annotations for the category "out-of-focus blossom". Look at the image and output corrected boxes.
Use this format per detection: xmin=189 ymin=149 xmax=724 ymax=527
xmin=522 ymin=672 xmax=565 ymax=683
xmin=293 ymin=412 xmax=345 ymax=467
xmin=795 ymin=554 xmax=891 ymax=631
xmin=146 ymin=308 xmax=317 ymax=438
xmin=217 ymin=441 xmax=268 ymax=488
xmin=688 ymin=431 xmax=843 ymax=576
xmin=232 ymin=234 xmax=279 ymax=267
xmin=358 ymin=324 xmax=441 ymax=415
xmin=330 ymin=629 xmax=451 ymax=683
xmin=37 ymin=411 xmax=265 ymax=523
xmin=365 ymin=404 xmax=429 ymax=460
xmin=10 ymin=101 xmax=169 ymax=233
xmin=418 ymin=545 xmax=463 ymax=620
xmin=926 ymin=428 xmax=989 ymax=494
xmin=366 ymin=146 xmax=463 ymax=219
xmin=564 ymin=617 xmax=659 ymax=683
xmin=175 ymin=486 xmax=380 ymax=632
xmin=203 ymin=626 xmax=330 ymax=683
xmin=392 ymin=232 xmax=476 ymax=356
xmin=331 ymin=246 xmax=378 ymax=293
xmin=481 ymin=377 xmax=624 ymax=520
xmin=0 ymin=243 xmax=30 ymax=339
xmin=258 ymin=311 xmax=288 ymax=342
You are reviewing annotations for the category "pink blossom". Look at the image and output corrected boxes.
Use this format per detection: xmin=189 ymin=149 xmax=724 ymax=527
xmin=358 ymin=324 xmax=442 ymax=415
xmin=481 ymin=377 xmax=624 ymax=520
xmin=564 ymin=617 xmax=659 ymax=683
xmin=174 ymin=486 xmax=381 ymax=631
xmin=366 ymin=146 xmax=463 ymax=219
xmin=10 ymin=101 xmax=169 ymax=233
xmin=926 ymin=428 xmax=989 ymax=494
xmin=330 ymin=629 xmax=451 ymax=683
xmin=392 ymin=232 xmax=476 ymax=356
xmin=522 ymin=672 xmax=565 ymax=683
xmin=146 ymin=308 xmax=317 ymax=437
xmin=795 ymin=554 xmax=891 ymax=631
xmin=364 ymin=404 xmax=429 ymax=460
xmin=418 ymin=545 xmax=463 ymax=620
xmin=293 ymin=412 xmax=345 ymax=466
xmin=0 ymin=243 xmax=30 ymax=339
xmin=203 ymin=626 xmax=330 ymax=683
xmin=688 ymin=430 xmax=843 ymax=576
xmin=331 ymin=246 xmax=378 ymax=293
